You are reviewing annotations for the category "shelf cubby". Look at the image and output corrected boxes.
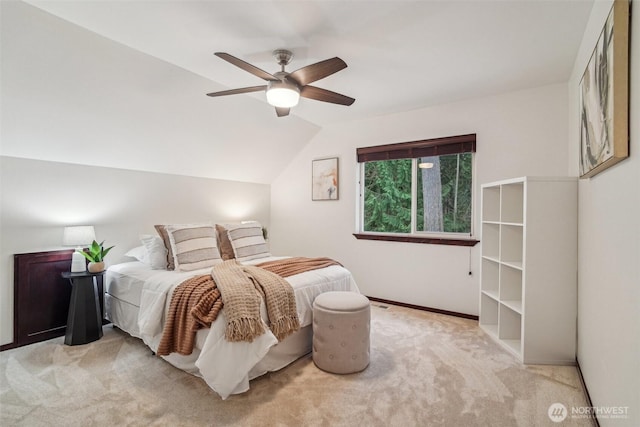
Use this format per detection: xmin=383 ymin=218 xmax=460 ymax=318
xmin=481 ymin=258 xmax=499 ymax=296
xmin=498 ymin=304 xmax=522 ymax=356
xmin=479 ymin=294 xmax=499 ymax=337
xmin=481 ymin=223 xmax=500 ymax=260
xmin=482 ymin=186 xmax=501 ymax=222
xmin=500 ymin=182 xmax=524 ymax=224
xmin=499 ymin=264 xmax=522 ymax=313
xmin=500 ymin=224 xmax=523 ymax=265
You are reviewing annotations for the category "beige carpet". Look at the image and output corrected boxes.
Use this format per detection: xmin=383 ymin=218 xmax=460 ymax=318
xmin=1 ymin=304 xmax=592 ymax=426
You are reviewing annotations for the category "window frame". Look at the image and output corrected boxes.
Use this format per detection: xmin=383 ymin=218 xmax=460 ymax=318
xmin=355 ymin=134 xmax=479 ymax=247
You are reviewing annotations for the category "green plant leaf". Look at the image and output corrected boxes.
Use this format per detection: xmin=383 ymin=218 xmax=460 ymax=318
xmin=101 ymin=245 xmax=115 ymax=259
xmin=90 ymin=240 xmax=101 ymax=253
xmin=77 ymin=250 xmax=95 ymax=262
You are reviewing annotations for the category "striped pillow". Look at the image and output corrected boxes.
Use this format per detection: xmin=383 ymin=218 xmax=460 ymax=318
xmin=215 ymin=224 xmax=236 ymax=260
xmin=166 ymin=224 xmax=222 ymax=271
xmin=154 ymin=225 xmax=176 ymax=270
xmin=225 ymin=222 xmax=270 ymax=262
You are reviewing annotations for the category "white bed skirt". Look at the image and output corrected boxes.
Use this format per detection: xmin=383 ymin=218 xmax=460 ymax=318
xmin=105 ymin=293 xmax=313 ymax=384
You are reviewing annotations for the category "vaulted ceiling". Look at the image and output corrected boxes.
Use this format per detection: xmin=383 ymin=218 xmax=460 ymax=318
xmin=4 ymin=1 xmax=594 ymax=183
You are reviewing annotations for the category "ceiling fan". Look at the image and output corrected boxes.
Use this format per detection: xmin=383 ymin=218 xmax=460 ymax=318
xmin=206 ymin=49 xmax=355 ymax=117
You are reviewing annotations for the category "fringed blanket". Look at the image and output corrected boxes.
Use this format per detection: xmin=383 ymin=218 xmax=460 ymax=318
xmin=157 ymin=257 xmax=342 ymax=356
xmin=212 ymin=260 xmax=300 ymax=343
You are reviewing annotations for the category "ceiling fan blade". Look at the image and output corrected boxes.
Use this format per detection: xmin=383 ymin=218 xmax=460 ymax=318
xmin=275 ymin=107 xmax=290 ymax=117
xmin=206 ymin=85 xmax=267 ymax=97
xmin=300 ymin=85 xmax=355 ymax=106
xmin=287 ymin=57 xmax=347 ymax=86
xmin=215 ymin=52 xmax=279 ymax=81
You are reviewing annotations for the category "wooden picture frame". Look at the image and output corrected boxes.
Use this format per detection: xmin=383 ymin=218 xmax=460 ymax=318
xmin=312 ymin=157 xmax=339 ymax=200
xmin=579 ymin=0 xmax=630 ymax=179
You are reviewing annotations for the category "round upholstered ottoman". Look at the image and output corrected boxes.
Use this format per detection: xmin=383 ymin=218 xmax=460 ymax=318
xmin=312 ymin=291 xmax=370 ymax=374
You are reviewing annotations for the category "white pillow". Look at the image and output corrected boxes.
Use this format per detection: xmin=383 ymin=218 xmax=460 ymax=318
xmin=125 ymin=246 xmax=147 ymax=263
xmin=225 ymin=222 xmax=270 ymax=262
xmin=140 ymin=234 xmax=168 ymax=270
xmin=165 ymin=224 xmax=222 ymax=271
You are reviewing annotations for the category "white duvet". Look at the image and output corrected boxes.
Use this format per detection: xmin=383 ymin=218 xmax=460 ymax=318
xmin=134 ymin=256 xmax=359 ymax=399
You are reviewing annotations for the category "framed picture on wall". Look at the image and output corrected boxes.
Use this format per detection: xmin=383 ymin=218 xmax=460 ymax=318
xmin=312 ymin=157 xmax=339 ymax=200
xmin=579 ymin=0 xmax=629 ymax=179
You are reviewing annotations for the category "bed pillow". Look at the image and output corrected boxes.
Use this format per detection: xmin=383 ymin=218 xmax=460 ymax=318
xmin=140 ymin=234 xmax=168 ymax=270
xmin=166 ymin=224 xmax=222 ymax=271
xmin=215 ymin=223 xmax=236 ymax=260
xmin=154 ymin=225 xmax=176 ymax=270
xmin=125 ymin=246 xmax=147 ymax=263
xmin=224 ymin=222 xmax=270 ymax=262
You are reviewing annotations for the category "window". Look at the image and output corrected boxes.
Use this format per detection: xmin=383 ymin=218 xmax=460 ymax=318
xmin=356 ymin=134 xmax=477 ymax=246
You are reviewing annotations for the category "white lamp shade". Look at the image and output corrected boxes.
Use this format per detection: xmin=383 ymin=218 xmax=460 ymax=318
xmin=63 ymin=226 xmax=96 ymax=247
xmin=266 ymin=81 xmax=300 ymax=108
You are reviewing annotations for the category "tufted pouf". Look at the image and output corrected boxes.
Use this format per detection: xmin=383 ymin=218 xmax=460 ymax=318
xmin=312 ymin=291 xmax=370 ymax=374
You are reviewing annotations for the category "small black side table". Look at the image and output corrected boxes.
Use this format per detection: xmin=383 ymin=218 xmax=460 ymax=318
xmin=61 ymin=271 xmax=105 ymax=345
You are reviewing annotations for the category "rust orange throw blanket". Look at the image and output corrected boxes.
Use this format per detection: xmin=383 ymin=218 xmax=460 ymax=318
xmin=157 ymin=274 xmax=223 ymax=356
xmin=256 ymin=257 xmax=342 ymax=278
xmin=157 ymin=257 xmax=342 ymax=356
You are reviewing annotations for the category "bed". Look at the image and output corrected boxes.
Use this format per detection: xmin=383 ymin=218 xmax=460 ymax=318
xmin=105 ymin=255 xmax=359 ymax=399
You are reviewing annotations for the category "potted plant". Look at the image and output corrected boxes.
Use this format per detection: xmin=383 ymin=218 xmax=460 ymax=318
xmin=77 ymin=240 xmax=114 ymax=273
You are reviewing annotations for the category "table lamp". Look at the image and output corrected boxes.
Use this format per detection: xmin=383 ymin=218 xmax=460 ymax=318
xmin=63 ymin=226 xmax=96 ymax=272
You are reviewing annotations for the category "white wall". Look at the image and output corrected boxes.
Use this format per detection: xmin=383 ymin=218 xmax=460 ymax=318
xmin=568 ymin=1 xmax=639 ymax=424
xmin=270 ymin=83 xmax=570 ymax=316
xmin=0 ymin=1 xmax=319 ymax=185
xmin=0 ymin=156 xmax=270 ymax=346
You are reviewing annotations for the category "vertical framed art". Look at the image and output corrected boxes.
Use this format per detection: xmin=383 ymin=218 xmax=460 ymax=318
xmin=312 ymin=157 xmax=339 ymax=200
xmin=579 ymin=0 xmax=630 ymax=179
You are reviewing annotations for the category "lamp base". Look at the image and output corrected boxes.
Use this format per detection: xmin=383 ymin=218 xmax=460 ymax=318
xmin=70 ymin=251 xmax=86 ymax=273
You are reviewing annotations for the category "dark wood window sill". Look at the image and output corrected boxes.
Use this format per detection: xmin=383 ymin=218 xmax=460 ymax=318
xmin=353 ymin=233 xmax=480 ymax=247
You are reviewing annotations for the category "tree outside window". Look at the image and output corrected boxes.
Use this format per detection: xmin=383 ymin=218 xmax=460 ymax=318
xmin=416 ymin=153 xmax=472 ymax=234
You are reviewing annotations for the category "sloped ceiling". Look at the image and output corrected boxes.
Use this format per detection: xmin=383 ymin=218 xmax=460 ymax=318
xmin=2 ymin=0 xmax=594 ymax=183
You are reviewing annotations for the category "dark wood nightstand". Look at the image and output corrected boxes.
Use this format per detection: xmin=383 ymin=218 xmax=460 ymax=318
xmin=61 ymin=271 xmax=105 ymax=345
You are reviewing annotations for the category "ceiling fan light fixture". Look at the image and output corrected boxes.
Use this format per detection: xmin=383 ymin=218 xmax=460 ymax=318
xmin=207 ymin=51 xmax=354 ymax=115
xmin=266 ymin=81 xmax=300 ymax=108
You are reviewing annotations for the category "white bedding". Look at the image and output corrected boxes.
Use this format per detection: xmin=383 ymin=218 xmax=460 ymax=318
xmin=105 ymin=257 xmax=359 ymax=399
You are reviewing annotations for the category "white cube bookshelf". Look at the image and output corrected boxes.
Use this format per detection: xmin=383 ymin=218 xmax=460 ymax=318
xmin=479 ymin=177 xmax=577 ymax=364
